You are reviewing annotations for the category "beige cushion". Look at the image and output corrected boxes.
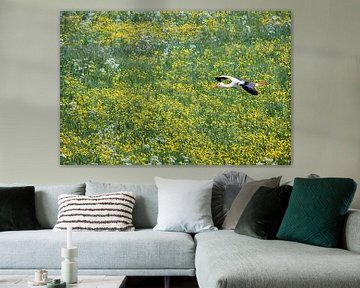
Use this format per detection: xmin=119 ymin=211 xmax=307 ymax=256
xmin=222 ymin=177 xmax=281 ymax=230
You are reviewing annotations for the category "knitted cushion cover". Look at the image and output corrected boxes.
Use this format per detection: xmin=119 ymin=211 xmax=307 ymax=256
xmin=53 ymin=192 xmax=136 ymax=231
xmin=277 ymin=178 xmax=357 ymax=247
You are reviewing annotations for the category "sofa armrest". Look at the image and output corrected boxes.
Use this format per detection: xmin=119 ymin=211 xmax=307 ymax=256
xmin=342 ymin=209 xmax=360 ymax=253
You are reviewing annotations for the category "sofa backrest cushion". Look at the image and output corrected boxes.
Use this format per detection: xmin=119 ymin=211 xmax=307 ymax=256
xmin=0 ymin=183 xmax=86 ymax=229
xmin=86 ymin=181 xmax=158 ymax=229
xmin=341 ymin=209 xmax=360 ymax=253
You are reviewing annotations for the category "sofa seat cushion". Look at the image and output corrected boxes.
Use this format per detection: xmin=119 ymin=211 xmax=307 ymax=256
xmin=195 ymin=230 xmax=360 ymax=288
xmin=0 ymin=229 xmax=195 ymax=271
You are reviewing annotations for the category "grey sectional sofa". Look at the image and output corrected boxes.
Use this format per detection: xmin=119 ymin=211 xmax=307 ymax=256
xmin=0 ymin=181 xmax=360 ymax=288
xmin=195 ymin=214 xmax=360 ymax=288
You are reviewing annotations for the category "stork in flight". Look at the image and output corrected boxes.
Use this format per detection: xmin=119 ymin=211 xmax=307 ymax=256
xmin=213 ymin=75 xmax=266 ymax=95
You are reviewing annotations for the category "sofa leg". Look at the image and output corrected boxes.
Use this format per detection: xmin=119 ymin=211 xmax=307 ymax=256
xmin=164 ymin=276 xmax=170 ymax=288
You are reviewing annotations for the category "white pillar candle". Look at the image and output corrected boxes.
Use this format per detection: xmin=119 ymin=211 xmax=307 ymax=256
xmin=67 ymin=225 xmax=72 ymax=249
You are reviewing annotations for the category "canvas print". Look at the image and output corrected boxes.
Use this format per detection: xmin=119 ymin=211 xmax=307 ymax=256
xmin=60 ymin=11 xmax=292 ymax=165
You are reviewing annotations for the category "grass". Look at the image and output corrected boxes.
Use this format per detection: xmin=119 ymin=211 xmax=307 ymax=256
xmin=60 ymin=11 xmax=292 ymax=165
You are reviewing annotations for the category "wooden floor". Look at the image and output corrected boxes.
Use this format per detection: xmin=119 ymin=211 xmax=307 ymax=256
xmin=126 ymin=276 xmax=199 ymax=288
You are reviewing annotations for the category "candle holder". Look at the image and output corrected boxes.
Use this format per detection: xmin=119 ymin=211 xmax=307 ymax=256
xmin=61 ymin=247 xmax=78 ymax=284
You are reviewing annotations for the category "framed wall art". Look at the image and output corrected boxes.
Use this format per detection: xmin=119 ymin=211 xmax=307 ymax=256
xmin=60 ymin=11 xmax=291 ymax=165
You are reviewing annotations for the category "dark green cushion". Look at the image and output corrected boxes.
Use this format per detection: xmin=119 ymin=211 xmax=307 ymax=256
xmin=235 ymin=185 xmax=292 ymax=239
xmin=0 ymin=186 xmax=41 ymax=231
xmin=277 ymin=178 xmax=357 ymax=247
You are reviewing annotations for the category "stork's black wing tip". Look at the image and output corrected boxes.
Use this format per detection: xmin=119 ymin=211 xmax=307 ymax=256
xmin=215 ymin=76 xmax=222 ymax=82
xmin=241 ymin=85 xmax=259 ymax=95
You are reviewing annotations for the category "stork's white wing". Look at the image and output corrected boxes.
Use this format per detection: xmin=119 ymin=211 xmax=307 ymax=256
xmin=215 ymin=75 xmax=243 ymax=84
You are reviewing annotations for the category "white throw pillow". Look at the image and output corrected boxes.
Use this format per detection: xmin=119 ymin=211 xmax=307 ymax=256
xmin=153 ymin=177 xmax=217 ymax=233
xmin=53 ymin=192 xmax=135 ymax=232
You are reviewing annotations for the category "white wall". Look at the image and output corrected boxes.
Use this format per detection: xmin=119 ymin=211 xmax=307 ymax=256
xmin=0 ymin=0 xmax=359 ymax=208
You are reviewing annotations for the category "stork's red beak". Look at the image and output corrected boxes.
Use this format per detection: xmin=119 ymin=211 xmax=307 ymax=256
xmin=212 ymin=83 xmax=219 ymax=88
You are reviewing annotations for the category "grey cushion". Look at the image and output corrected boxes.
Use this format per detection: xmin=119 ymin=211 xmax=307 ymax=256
xmin=195 ymin=230 xmax=360 ymax=288
xmin=0 ymin=183 xmax=85 ymax=228
xmin=212 ymin=171 xmax=251 ymax=228
xmin=222 ymin=177 xmax=281 ymax=229
xmin=85 ymin=181 xmax=158 ymax=229
xmin=153 ymin=177 xmax=216 ymax=233
xmin=0 ymin=229 xmax=195 ymax=271
xmin=282 ymin=173 xmax=320 ymax=186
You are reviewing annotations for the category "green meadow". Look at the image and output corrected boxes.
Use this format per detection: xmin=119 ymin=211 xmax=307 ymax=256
xmin=60 ymin=11 xmax=291 ymax=165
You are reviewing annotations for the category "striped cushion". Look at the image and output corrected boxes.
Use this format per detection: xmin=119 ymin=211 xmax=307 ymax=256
xmin=53 ymin=192 xmax=136 ymax=232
